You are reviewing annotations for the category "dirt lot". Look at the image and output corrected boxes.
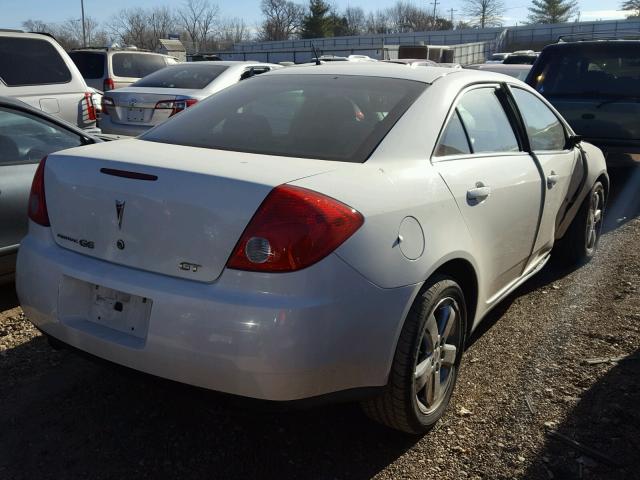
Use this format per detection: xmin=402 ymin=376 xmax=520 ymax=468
xmin=1 ymin=168 xmax=639 ymax=480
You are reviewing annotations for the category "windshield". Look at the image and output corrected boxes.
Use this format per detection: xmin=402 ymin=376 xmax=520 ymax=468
xmin=529 ymin=43 xmax=640 ymax=97
xmin=133 ymin=64 xmax=229 ymax=89
xmin=141 ymin=74 xmax=426 ymax=163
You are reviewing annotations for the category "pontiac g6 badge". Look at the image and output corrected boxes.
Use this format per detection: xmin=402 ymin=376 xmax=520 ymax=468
xmin=115 ymin=200 xmax=126 ymax=230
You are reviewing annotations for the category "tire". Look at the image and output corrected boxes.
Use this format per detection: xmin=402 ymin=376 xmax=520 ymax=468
xmin=362 ymin=275 xmax=466 ymax=434
xmin=557 ymin=180 xmax=606 ymax=267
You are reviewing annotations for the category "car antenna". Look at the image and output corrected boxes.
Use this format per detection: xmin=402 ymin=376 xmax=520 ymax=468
xmin=311 ymin=41 xmax=321 ymax=65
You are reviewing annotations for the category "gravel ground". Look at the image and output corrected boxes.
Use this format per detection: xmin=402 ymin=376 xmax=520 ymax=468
xmin=1 ymin=169 xmax=638 ymax=480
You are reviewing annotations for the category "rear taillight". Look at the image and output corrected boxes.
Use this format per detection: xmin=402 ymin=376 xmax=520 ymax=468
xmin=84 ymin=92 xmax=96 ymax=121
xmin=154 ymin=98 xmax=198 ymax=117
xmin=101 ymin=96 xmax=114 ymax=115
xmin=28 ymin=156 xmax=50 ymax=227
xmin=227 ymin=185 xmax=364 ymax=272
xmin=104 ymin=78 xmax=115 ymax=91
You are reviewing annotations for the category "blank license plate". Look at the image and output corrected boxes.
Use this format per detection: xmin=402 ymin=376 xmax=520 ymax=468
xmin=126 ymin=107 xmax=145 ymax=122
xmin=89 ymin=285 xmax=152 ymax=339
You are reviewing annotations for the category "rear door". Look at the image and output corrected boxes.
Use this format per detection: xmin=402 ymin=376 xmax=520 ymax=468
xmin=69 ymin=51 xmax=107 ymax=91
xmin=508 ymin=86 xmax=578 ymax=258
xmin=432 ymin=85 xmax=543 ymax=299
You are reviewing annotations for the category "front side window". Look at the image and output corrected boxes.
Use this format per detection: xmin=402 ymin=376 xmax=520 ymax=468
xmin=456 ymin=88 xmax=520 ymax=154
xmin=0 ymin=107 xmax=83 ymax=165
xmin=512 ymin=88 xmax=566 ymax=151
xmin=133 ymin=65 xmax=229 ymax=89
xmin=142 ymin=74 xmax=426 ymax=163
xmin=435 ymin=110 xmax=471 ymax=157
xmin=0 ymin=37 xmax=71 ymax=86
xmin=112 ymin=53 xmax=169 ymax=78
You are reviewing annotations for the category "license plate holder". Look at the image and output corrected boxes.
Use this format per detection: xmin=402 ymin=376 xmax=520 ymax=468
xmin=88 ymin=285 xmax=152 ymax=339
xmin=126 ymin=107 xmax=145 ymax=122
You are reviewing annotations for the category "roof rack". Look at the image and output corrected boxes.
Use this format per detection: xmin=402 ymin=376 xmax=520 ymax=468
xmin=558 ymin=31 xmax=640 ymax=42
xmin=0 ymin=29 xmax=24 ymax=33
xmin=70 ymin=45 xmax=152 ymax=52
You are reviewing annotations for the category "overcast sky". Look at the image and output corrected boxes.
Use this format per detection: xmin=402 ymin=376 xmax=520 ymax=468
xmin=2 ymin=0 xmax=629 ymax=31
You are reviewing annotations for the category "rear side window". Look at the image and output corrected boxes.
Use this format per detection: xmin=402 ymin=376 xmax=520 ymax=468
xmin=457 ymin=88 xmax=519 ymax=154
xmin=142 ymin=74 xmax=426 ymax=163
xmin=112 ymin=53 xmax=168 ymax=78
xmin=511 ymin=88 xmax=566 ymax=151
xmin=133 ymin=65 xmax=229 ymax=89
xmin=0 ymin=37 xmax=71 ymax=86
xmin=435 ymin=111 xmax=471 ymax=156
xmin=69 ymin=51 xmax=105 ymax=79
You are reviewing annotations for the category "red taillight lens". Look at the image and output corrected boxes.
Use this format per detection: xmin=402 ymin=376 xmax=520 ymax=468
xmin=101 ymin=96 xmax=114 ymax=115
xmin=227 ymin=185 xmax=364 ymax=272
xmin=28 ymin=156 xmax=50 ymax=227
xmin=84 ymin=92 xmax=96 ymax=121
xmin=155 ymin=98 xmax=198 ymax=117
xmin=103 ymin=78 xmax=115 ymax=91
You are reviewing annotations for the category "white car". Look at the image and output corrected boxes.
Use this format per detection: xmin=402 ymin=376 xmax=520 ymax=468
xmin=100 ymin=61 xmax=281 ymax=135
xmin=17 ymin=64 xmax=608 ymax=434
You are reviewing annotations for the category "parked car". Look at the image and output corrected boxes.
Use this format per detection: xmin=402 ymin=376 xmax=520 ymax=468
xmin=68 ymin=47 xmax=178 ymax=93
xmin=527 ymin=39 xmax=640 ymax=166
xmin=486 ymin=52 xmax=510 ymax=63
xmin=0 ymin=96 xmax=104 ymax=284
xmin=466 ymin=63 xmax=532 ymax=81
xmin=99 ymin=61 xmax=281 ymax=136
xmin=382 ymin=58 xmax=439 ymax=67
xmin=17 ymin=65 xmax=607 ymax=434
xmin=503 ymin=52 xmax=538 ymax=65
xmin=0 ymin=30 xmax=97 ymax=130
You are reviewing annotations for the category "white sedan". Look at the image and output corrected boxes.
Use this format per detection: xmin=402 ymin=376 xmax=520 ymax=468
xmin=99 ymin=61 xmax=281 ymax=136
xmin=17 ymin=64 xmax=607 ymax=434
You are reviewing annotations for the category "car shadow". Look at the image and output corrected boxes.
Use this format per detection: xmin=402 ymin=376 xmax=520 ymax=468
xmin=0 ymin=282 xmax=18 ymax=311
xmin=0 ymin=336 xmax=416 ymax=480
xmin=524 ymin=348 xmax=640 ymax=479
xmin=602 ymin=165 xmax=640 ymax=233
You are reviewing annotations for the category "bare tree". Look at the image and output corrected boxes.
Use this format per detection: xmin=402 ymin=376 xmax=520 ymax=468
xmin=147 ymin=6 xmax=178 ymax=50
xmin=259 ymin=0 xmax=304 ymax=41
xmin=21 ymin=19 xmax=50 ymax=33
xmin=365 ymin=11 xmax=391 ymax=34
xmin=343 ymin=7 xmax=367 ymax=35
xmin=107 ymin=8 xmax=151 ymax=48
xmin=177 ymin=0 xmax=219 ymax=53
xmin=216 ymin=18 xmax=252 ymax=49
xmin=463 ymin=0 xmax=505 ymax=28
xmin=622 ymin=0 xmax=640 ymax=17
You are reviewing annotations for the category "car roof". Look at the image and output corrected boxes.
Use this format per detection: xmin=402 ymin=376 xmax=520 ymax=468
xmin=549 ymin=39 xmax=640 ymax=48
xmin=266 ymin=62 xmax=475 ymax=84
xmin=469 ymin=63 xmax=531 ymax=70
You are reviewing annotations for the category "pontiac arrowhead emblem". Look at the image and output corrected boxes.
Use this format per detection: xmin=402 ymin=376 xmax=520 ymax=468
xmin=115 ymin=200 xmax=126 ymax=230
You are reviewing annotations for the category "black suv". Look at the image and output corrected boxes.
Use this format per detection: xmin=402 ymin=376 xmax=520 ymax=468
xmin=527 ymin=39 xmax=640 ymax=166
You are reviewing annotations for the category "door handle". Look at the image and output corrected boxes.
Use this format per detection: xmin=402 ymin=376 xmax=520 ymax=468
xmin=467 ymin=183 xmax=492 ymax=202
xmin=547 ymin=171 xmax=559 ymax=188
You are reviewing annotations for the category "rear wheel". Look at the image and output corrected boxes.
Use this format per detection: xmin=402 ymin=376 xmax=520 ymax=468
xmin=557 ymin=181 xmax=605 ymax=266
xmin=362 ymin=276 xmax=466 ymax=434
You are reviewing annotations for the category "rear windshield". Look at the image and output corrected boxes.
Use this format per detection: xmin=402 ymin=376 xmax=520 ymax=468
xmin=141 ymin=74 xmax=426 ymax=163
xmin=0 ymin=37 xmax=72 ymax=86
xmin=112 ymin=53 xmax=167 ymax=78
xmin=529 ymin=43 xmax=640 ymax=97
xmin=69 ymin=51 xmax=105 ymax=79
xmin=503 ymin=55 xmax=537 ymax=65
xmin=133 ymin=64 xmax=228 ymax=89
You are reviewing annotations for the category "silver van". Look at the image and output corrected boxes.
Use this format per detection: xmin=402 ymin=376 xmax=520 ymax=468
xmin=69 ymin=48 xmax=177 ymax=93
xmin=0 ymin=30 xmax=97 ymax=129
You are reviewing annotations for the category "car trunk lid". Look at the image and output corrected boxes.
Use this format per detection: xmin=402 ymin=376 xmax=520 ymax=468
xmin=44 ymin=139 xmax=337 ymax=282
xmin=105 ymin=88 xmax=200 ymax=126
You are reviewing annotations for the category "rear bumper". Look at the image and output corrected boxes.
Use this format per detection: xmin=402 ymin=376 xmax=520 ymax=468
xmin=16 ymin=224 xmax=417 ymax=401
xmin=98 ymin=115 xmax=152 ymax=136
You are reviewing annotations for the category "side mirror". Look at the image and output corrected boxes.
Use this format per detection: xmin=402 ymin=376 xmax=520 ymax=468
xmin=567 ymin=134 xmax=582 ymax=148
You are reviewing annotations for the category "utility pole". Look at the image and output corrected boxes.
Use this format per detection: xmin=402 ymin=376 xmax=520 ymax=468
xmin=80 ymin=0 xmax=86 ymax=47
xmin=430 ymin=0 xmax=440 ymax=19
xmin=449 ymin=8 xmax=456 ymax=23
